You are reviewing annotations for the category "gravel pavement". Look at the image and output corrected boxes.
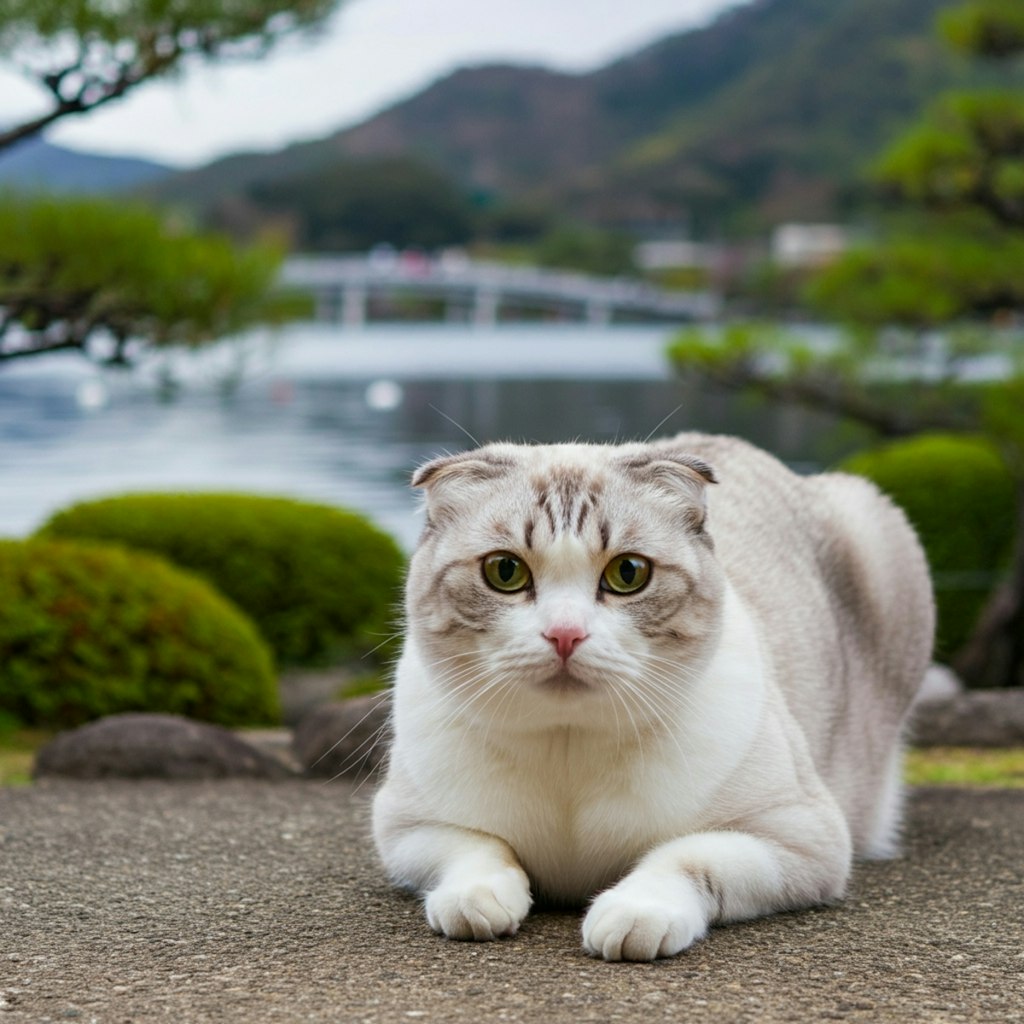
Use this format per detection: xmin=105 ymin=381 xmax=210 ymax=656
xmin=1 ymin=781 xmax=1021 ymax=1023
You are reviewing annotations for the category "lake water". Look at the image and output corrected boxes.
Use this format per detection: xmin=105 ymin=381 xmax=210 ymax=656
xmin=0 ymin=322 xmax=864 ymax=550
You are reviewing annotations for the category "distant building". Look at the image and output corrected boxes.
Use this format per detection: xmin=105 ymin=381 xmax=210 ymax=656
xmin=633 ymin=239 xmax=720 ymax=272
xmin=771 ymin=223 xmax=851 ymax=268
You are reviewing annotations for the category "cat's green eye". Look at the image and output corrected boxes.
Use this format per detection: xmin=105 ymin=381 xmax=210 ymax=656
xmin=601 ymin=554 xmax=651 ymax=595
xmin=482 ymin=552 xmax=532 ymax=593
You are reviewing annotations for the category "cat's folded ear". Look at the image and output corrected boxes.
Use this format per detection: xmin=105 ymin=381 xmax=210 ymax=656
xmin=412 ymin=449 xmax=515 ymax=489
xmin=412 ymin=449 xmax=515 ymax=527
xmin=618 ymin=449 xmax=717 ymax=531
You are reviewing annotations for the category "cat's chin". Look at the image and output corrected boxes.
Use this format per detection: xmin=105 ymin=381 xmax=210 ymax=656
xmin=537 ymin=667 xmax=592 ymax=695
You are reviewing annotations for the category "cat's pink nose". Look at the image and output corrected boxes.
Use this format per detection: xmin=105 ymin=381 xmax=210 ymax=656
xmin=543 ymin=624 xmax=588 ymax=661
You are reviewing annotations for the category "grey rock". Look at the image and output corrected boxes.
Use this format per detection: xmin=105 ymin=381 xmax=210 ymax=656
xmin=278 ymin=665 xmax=354 ymax=726
xmin=34 ymin=713 xmax=295 ymax=780
xmin=293 ymin=693 xmax=392 ymax=778
xmin=914 ymin=663 xmax=964 ymax=706
xmin=236 ymin=728 xmax=302 ymax=773
xmin=909 ymin=689 xmax=1024 ymax=747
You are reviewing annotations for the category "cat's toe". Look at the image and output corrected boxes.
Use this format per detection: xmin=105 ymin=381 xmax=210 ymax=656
xmin=582 ymin=879 xmax=707 ymax=962
xmin=425 ymin=867 xmax=531 ymax=941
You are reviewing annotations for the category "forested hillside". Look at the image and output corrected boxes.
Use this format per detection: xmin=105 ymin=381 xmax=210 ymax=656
xmin=151 ymin=0 xmax=1003 ymax=240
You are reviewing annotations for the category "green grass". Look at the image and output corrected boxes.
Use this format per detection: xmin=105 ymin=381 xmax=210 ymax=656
xmin=0 ymin=730 xmax=50 ymax=786
xmin=336 ymin=671 xmax=391 ymax=700
xmin=905 ymin=747 xmax=1024 ymax=788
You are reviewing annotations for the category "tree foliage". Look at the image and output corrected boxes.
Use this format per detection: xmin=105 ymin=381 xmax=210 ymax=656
xmin=670 ymin=322 xmax=1021 ymax=441
xmin=807 ymin=1 xmax=1024 ymax=327
xmin=40 ymin=493 xmax=406 ymax=667
xmin=940 ymin=0 xmax=1024 ymax=57
xmin=247 ymin=157 xmax=477 ymax=251
xmin=806 ymin=221 xmax=1024 ymax=327
xmin=671 ymin=1 xmax=1024 ymax=687
xmin=877 ymin=92 xmax=1024 ymax=228
xmin=535 ymin=225 xmax=637 ymax=277
xmin=0 ymin=194 xmax=307 ymax=362
xmin=0 ymin=537 xmax=279 ymax=729
xmin=841 ymin=434 xmax=1015 ymax=657
xmin=0 ymin=0 xmax=343 ymax=151
xmin=876 ymin=0 xmax=1024 ymax=231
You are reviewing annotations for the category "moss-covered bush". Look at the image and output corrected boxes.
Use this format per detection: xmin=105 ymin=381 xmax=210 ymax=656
xmin=39 ymin=493 xmax=405 ymax=667
xmin=840 ymin=434 xmax=1015 ymax=660
xmin=0 ymin=538 xmax=279 ymax=729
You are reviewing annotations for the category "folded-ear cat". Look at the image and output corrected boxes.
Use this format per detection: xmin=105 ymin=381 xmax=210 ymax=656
xmin=373 ymin=433 xmax=934 ymax=961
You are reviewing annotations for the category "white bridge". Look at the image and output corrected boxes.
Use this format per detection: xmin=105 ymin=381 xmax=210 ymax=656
xmin=280 ymin=253 xmax=720 ymax=327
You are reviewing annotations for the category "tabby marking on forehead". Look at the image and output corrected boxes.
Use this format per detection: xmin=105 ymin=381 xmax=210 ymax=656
xmin=531 ymin=468 xmax=605 ymax=541
xmin=489 ymin=520 xmax=516 ymax=545
xmin=554 ymin=467 xmax=585 ymax=531
xmin=575 ymin=501 xmax=591 ymax=535
xmin=524 ymin=518 xmax=535 ymax=550
xmin=534 ymin=482 xmax=557 ymax=536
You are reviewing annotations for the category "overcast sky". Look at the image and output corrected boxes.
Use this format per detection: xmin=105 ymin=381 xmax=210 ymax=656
xmin=0 ymin=0 xmax=739 ymax=167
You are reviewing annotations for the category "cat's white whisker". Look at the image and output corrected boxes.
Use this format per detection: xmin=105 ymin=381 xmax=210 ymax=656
xmin=636 ymin=666 xmax=699 ymax=711
xmin=606 ymin=677 xmax=647 ymax=771
xmin=431 ymin=657 xmax=527 ymax=734
xmin=642 ymin=404 xmax=685 ymax=444
xmin=359 ymin=631 xmax=404 ymax=659
xmin=428 ymin=404 xmax=481 ymax=447
xmin=309 ymin=689 xmax=393 ymax=771
xmin=624 ymin=677 xmax=696 ymax=783
xmin=601 ymin=674 xmax=628 ymax=756
xmin=324 ymin=726 xmax=390 ymax=786
xmin=479 ymin=673 xmax=524 ymax=751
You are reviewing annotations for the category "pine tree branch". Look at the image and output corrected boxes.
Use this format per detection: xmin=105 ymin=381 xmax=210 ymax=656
xmin=0 ymin=45 xmax=183 ymax=151
xmin=689 ymin=358 xmax=976 ymax=438
xmin=0 ymin=337 xmax=86 ymax=361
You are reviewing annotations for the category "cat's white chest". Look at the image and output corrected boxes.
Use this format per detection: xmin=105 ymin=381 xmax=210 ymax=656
xmin=430 ymin=730 xmax=710 ymax=904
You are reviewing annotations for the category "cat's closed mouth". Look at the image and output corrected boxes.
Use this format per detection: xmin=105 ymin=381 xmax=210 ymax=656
xmin=539 ymin=668 xmax=592 ymax=694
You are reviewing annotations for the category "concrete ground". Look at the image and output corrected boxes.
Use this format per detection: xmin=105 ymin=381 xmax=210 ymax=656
xmin=0 ymin=782 xmax=1021 ymax=1024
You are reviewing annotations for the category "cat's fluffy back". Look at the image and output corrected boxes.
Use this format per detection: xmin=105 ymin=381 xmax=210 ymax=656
xmin=657 ymin=432 xmax=934 ymax=689
xmin=658 ymin=432 xmax=935 ymax=853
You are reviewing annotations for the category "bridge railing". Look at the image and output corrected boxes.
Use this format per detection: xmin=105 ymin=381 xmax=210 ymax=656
xmin=279 ymin=252 xmax=721 ymax=325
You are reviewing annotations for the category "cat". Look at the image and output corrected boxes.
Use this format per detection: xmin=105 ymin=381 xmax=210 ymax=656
xmin=372 ymin=433 xmax=934 ymax=961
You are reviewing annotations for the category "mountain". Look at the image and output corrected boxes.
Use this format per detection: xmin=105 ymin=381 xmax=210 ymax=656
xmin=150 ymin=0 xmax=1005 ymax=237
xmin=576 ymin=0 xmax=971 ymax=231
xmin=0 ymin=137 xmax=171 ymax=194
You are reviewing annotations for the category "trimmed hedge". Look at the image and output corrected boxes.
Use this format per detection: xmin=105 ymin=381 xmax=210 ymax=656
xmin=840 ymin=434 xmax=1015 ymax=660
xmin=0 ymin=538 xmax=279 ymax=729
xmin=39 ymin=493 xmax=405 ymax=667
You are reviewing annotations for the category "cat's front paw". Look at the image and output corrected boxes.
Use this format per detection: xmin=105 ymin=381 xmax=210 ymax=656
xmin=425 ymin=865 xmax=532 ymax=941
xmin=582 ymin=875 xmax=708 ymax=962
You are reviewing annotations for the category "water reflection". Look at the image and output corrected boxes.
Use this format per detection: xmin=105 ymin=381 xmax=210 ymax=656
xmin=0 ymin=325 xmax=870 ymax=550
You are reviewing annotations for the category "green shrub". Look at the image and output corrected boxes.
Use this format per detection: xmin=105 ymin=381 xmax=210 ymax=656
xmin=39 ymin=493 xmax=405 ymax=667
xmin=840 ymin=434 xmax=1015 ymax=660
xmin=0 ymin=538 xmax=279 ymax=729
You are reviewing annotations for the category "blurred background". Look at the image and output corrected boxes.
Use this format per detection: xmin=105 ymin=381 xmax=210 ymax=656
xmin=2 ymin=0 xmax=1024 ymax=748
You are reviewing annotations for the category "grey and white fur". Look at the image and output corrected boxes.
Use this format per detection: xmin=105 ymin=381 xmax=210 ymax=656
xmin=373 ymin=433 xmax=935 ymax=961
